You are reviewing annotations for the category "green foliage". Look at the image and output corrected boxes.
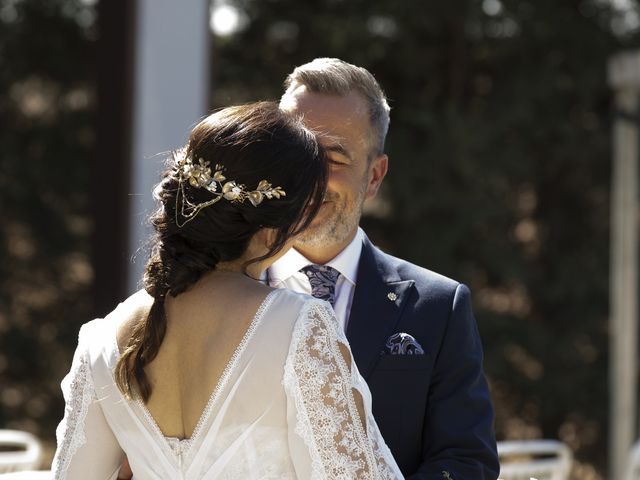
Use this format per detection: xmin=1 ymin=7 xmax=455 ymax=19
xmin=0 ymin=0 xmax=96 ymax=443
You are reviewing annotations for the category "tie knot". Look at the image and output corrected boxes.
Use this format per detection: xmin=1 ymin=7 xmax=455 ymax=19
xmin=301 ymin=264 xmax=340 ymax=283
xmin=300 ymin=265 xmax=340 ymax=306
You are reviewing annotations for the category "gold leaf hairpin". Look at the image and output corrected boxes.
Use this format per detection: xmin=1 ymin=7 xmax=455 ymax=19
xmin=173 ymin=150 xmax=286 ymax=227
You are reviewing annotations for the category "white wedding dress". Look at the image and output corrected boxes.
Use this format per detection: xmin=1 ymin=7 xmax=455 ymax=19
xmin=51 ymin=288 xmax=404 ymax=479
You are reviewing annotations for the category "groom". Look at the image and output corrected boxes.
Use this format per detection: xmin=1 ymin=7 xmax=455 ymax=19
xmin=269 ymin=58 xmax=499 ymax=479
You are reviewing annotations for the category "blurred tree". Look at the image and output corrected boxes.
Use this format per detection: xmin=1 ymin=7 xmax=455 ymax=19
xmin=210 ymin=0 xmax=633 ymax=476
xmin=0 ymin=0 xmax=96 ymax=454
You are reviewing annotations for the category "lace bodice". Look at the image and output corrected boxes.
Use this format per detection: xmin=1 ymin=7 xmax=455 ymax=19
xmin=51 ymin=289 xmax=403 ymax=479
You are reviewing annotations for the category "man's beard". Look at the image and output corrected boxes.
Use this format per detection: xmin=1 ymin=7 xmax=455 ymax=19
xmin=297 ymin=182 xmax=367 ymax=248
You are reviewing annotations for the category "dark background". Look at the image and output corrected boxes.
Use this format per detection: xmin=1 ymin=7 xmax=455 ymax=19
xmin=0 ymin=0 xmax=632 ymax=477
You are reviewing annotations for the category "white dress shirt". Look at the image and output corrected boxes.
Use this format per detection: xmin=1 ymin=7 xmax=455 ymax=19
xmin=267 ymin=228 xmax=365 ymax=331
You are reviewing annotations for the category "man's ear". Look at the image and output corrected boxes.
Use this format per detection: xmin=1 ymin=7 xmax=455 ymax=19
xmin=366 ymin=153 xmax=388 ymax=199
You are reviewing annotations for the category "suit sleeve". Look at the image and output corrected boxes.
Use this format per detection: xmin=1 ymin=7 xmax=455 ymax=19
xmin=408 ymin=284 xmax=499 ymax=480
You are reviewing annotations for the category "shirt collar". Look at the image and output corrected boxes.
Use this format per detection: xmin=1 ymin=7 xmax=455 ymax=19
xmin=268 ymin=228 xmax=364 ymax=285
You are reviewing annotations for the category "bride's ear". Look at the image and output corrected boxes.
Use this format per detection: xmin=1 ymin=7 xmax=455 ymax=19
xmin=253 ymin=228 xmax=278 ymax=251
xmin=266 ymin=228 xmax=279 ymax=248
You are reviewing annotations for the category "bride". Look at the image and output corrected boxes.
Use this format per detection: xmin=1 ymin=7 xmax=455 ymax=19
xmin=51 ymin=102 xmax=403 ymax=479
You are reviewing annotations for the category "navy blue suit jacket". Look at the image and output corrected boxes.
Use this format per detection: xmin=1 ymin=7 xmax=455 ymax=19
xmin=346 ymin=235 xmax=499 ymax=479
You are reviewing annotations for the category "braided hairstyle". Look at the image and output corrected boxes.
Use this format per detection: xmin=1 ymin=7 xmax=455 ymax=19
xmin=115 ymin=102 xmax=328 ymax=401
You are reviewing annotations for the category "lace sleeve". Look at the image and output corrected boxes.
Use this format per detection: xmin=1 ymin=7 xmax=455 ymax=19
xmin=284 ymin=299 xmax=402 ymax=480
xmin=51 ymin=324 xmax=123 ymax=480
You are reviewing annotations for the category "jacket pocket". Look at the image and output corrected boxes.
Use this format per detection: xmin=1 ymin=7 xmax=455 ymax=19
xmin=374 ymin=353 xmax=432 ymax=370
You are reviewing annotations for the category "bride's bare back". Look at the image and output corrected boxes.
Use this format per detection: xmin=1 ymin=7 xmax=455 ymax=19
xmin=116 ymin=272 xmax=273 ymax=440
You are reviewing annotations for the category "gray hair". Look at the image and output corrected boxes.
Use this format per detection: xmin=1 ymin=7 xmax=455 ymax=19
xmin=283 ymin=58 xmax=390 ymax=154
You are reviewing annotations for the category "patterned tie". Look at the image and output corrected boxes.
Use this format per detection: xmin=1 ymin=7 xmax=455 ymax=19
xmin=300 ymin=265 xmax=341 ymax=307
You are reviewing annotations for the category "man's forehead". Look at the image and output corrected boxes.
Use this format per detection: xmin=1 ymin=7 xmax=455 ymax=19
xmin=281 ymin=85 xmax=368 ymax=118
xmin=280 ymin=87 xmax=370 ymax=149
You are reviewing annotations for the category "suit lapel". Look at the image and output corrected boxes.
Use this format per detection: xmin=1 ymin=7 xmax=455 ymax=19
xmin=346 ymin=236 xmax=414 ymax=379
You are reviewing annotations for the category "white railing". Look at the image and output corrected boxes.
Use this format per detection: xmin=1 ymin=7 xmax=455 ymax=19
xmin=0 ymin=430 xmax=42 ymax=473
xmin=498 ymin=440 xmax=572 ymax=480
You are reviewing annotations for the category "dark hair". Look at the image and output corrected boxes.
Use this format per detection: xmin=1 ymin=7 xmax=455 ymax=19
xmin=115 ymin=101 xmax=327 ymax=401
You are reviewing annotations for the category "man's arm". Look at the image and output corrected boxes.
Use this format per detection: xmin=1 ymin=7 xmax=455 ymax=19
xmin=409 ymin=283 xmax=499 ymax=480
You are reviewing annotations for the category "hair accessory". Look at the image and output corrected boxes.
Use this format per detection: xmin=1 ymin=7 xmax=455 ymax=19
xmin=173 ymin=149 xmax=286 ymax=227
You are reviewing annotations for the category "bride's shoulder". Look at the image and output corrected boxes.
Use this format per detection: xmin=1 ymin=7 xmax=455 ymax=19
xmin=270 ymin=288 xmax=316 ymax=311
xmin=269 ymin=289 xmax=333 ymax=322
xmin=112 ymin=289 xmax=154 ymax=351
xmin=112 ymin=289 xmax=154 ymax=321
xmin=77 ymin=290 xmax=153 ymax=351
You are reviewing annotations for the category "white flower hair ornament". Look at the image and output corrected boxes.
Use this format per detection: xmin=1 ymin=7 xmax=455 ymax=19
xmin=173 ymin=149 xmax=286 ymax=227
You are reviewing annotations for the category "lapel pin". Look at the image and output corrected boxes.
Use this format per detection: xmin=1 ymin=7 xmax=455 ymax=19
xmin=387 ymin=292 xmax=398 ymax=301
